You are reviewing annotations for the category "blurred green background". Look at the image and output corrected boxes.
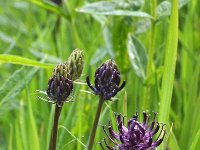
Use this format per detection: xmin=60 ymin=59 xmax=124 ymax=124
xmin=0 ymin=0 xmax=199 ymax=150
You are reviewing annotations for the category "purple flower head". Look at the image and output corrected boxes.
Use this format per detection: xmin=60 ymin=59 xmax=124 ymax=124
xmin=100 ymin=112 xmax=166 ymax=150
xmin=86 ymin=59 xmax=126 ymax=100
xmin=47 ymin=63 xmax=73 ymax=107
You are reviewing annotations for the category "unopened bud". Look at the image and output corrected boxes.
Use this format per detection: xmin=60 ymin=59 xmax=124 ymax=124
xmin=47 ymin=63 xmax=73 ymax=107
xmin=86 ymin=59 xmax=125 ymax=100
xmin=65 ymin=48 xmax=84 ymax=81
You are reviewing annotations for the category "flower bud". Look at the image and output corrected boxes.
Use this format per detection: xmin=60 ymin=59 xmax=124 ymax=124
xmin=86 ymin=59 xmax=125 ymax=100
xmin=65 ymin=48 xmax=84 ymax=81
xmin=47 ymin=63 xmax=73 ymax=107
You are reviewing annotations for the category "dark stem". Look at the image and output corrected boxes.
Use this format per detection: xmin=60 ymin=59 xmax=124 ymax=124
xmin=49 ymin=104 xmax=62 ymax=150
xmin=88 ymin=96 xmax=104 ymax=150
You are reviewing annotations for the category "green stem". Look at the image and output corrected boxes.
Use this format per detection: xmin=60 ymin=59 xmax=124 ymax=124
xmin=88 ymin=96 xmax=104 ymax=150
xmin=143 ymin=0 xmax=157 ymax=110
xmin=52 ymin=16 xmax=61 ymax=57
xmin=49 ymin=104 xmax=62 ymax=150
xmin=123 ymin=92 xmax=127 ymax=126
xmin=148 ymin=0 xmax=156 ymax=74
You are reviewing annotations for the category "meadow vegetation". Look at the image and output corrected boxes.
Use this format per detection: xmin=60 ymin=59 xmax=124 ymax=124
xmin=0 ymin=0 xmax=199 ymax=150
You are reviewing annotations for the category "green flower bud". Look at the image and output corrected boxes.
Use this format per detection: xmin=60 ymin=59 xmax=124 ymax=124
xmin=65 ymin=48 xmax=84 ymax=81
xmin=52 ymin=63 xmax=71 ymax=79
xmin=47 ymin=63 xmax=73 ymax=107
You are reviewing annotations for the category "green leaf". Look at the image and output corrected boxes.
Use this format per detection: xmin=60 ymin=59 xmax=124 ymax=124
xmin=168 ymin=131 xmax=181 ymax=150
xmin=46 ymin=105 xmax=55 ymax=150
xmin=30 ymin=49 xmax=62 ymax=64
xmin=127 ymin=34 xmax=147 ymax=80
xmin=30 ymin=0 xmax=70 ymax=20
xmin=180 ymin=58 xmax=200 ymax=148
xmin=135 ymin=18 xmax=151 ymax=34
xmin=158 ymin=0 xmax=178 ymax=149
xmin=59 ymin=125 xmax=86 ymax=148
xmin=158 ymin=0 xmax=178 ymax=122
xmin=31 ymin=0 xmax=60 ymax=13
xmin=125 ymin=0 xmax=144 ymax=10
xmin=90 ymin=48 xmax=107 ymax=65
xmin=0 ymin=67 xmax=38 ymax=106
xmin=103 ymin=27 xmax=115 ymax=58
xmin=19 ymin=101 xmax=28 ymax=150
xmin=79 ymin=9 xmax=152 ymax=18
xmin=144 ymin=66 xmax=164 ymax=86
xmin=156 ymin=0 xmax=189 ymax=20
xmin=78 ymin=1 xmax=116 ymax=12
xmin=190 ymin=126 xmax=200 ymax=150
xmin=0 ymin=55 xmax=54 ymax=68
xmin=15 ymin=123 xmax=23 ymax=150
xmin=156 ymin=1 xmax=171 ymax=19
xmin=26 ymin=87 xmax=40 ymax=150
xmin=77 ymin=1 xmax=152 ymax=18
xmin=8 ymin=125 xmax=13 ymax=150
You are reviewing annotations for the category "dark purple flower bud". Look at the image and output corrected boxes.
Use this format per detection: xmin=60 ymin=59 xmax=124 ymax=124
xmin=86 ymin=59 xmax=126 ymax=100
xmin=100 ymin=112 xmax=166 ymax=150
xmin=47 ymin=63 xmax=73 ymax=107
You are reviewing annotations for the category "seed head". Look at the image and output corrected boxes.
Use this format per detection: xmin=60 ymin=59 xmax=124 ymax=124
xmin=86 ymin=59 xmax=125 ymax=100
xmin=47 ymin=63 xmax=73 ymax=107
xmin=100 ymin=112 xmax=166 ymax=150
xmin=65 ymin=48 xmax=84 ymax=81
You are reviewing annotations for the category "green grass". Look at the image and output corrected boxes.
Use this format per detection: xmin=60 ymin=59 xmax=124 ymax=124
xmin=0 ymin=0 xmax=200 ymax=150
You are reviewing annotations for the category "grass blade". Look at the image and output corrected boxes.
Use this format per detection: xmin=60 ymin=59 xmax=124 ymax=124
xmin=190 ymin=127 xmax=200 ymax=150
xmin=0 ymin=55 xmax=54 ymax=68
xmin=26 ymin=86 xmax=40 ymax=150
xmin=8 ymin=125 xmax=13 ymax=150
xmin=158 ymin=0 xmax=178 ymax=123
xmin=59 ymin=125 xmax=86 ymax=148
xmin=0 ymin=67 xmax=38 ymax=106
xmin=158 ymin=0 xmax=178 ymax=148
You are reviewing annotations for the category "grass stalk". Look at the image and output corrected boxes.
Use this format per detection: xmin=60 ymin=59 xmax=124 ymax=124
xmin=52 ymin=17 xmax=61 ymax=57
xmin=88 ymin=96 xmax=104 ymax=150
xmin=143 ymin=0 xmax=156 ymax=110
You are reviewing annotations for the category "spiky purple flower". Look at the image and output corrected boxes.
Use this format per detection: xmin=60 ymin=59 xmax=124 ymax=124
xmin=47 ymin=63 xmax=73 ymax=107
xmin=86 ymin=59 xmax=125 ymax=100
xmin=100 ymin=112 xmax=166 ymax=150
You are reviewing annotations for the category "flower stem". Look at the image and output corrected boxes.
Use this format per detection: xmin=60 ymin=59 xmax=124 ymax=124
xmin=88 ymin=96 xmax=104 ymax=150
xmin=49 ymin=104 xmax=62 ymax=150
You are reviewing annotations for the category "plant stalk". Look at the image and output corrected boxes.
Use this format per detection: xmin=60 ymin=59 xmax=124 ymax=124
xmin=88 ymin=96 xmax=104 ymax=150
xmin=49 ymin=104 xmax=62 ymax=150
xmin=143 ymin=0 xmax=157 ymax=110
